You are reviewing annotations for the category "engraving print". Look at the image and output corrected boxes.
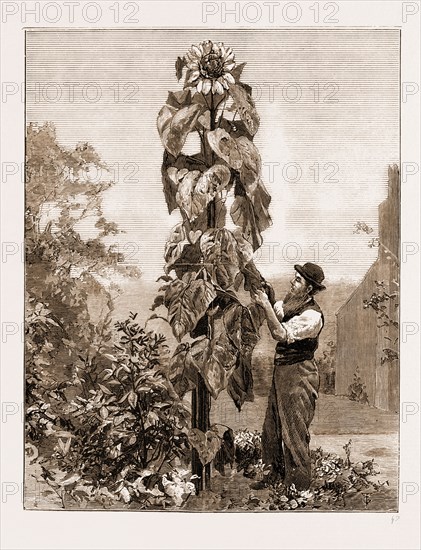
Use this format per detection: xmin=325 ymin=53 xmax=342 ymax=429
xmin=25 ymin=29 xmax=399 ymax=511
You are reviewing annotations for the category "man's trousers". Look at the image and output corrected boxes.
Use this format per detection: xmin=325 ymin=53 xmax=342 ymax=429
xmin=261 ymin=359 xmax=319 ymax=491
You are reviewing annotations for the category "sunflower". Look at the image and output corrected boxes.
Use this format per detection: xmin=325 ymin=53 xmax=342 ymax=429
xmin=185 ymin=40 xmax=236 ymax=95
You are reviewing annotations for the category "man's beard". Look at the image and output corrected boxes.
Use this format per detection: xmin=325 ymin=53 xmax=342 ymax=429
xmin=282 ymin=286 xmax=311 ymax=319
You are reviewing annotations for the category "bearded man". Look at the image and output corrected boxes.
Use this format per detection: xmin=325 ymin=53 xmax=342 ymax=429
xmin=251 ymin=262 xmax=326 ymax=491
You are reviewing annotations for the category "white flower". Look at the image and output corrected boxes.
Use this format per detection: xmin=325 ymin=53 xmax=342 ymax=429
xmin=185 ymin=41 xmax=236 ymax=95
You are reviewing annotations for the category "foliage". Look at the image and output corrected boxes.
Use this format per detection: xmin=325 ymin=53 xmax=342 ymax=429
xmin=233 ymin=429 xmax=264 ymax=477
xmin=25 ymin=124 xmax=195 ymax=509
xmin=363 ymin=279 xmax=399 ymax=365
xmin=232 ymin=438 xmax=389 ymax=511
xmin=353 ymin=221 xmax=374 ymax=235
xmin=26 ymin=314 xmax=195 ymax=509
xmin=25 ymin=122 xmax=140 ymax=412
xmin=354 ymin=220 xmax=399 ymax=366
xmin=347 ymin=367 xmax=369 ymax=405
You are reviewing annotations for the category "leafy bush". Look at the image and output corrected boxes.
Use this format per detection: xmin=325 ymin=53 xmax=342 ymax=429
xmin=66 ymin=314 xmax=190 ymax=475
xmin=26 ymin=313 xmax=195 ymax=509
xmin=348 ymin=367 xmax=369 ymax=404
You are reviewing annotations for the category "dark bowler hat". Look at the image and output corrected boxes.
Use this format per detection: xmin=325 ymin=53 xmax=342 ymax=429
xmin=294 ymin=262 xmax=326 ymax=291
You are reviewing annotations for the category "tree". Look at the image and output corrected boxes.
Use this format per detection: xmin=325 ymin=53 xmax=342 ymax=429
xmin=25 ymin=122 xmax=140 ymax=421
xmin=155 ymin=40 xmax=272 ymax=490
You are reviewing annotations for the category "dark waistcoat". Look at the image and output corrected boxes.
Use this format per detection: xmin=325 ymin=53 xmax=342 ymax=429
xmin=275 ymin=299 xmax=324 ymax=366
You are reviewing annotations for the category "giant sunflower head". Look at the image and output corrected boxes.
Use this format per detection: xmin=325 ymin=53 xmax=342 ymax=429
xmin=185 ymin=40 xmax=236 ymax=95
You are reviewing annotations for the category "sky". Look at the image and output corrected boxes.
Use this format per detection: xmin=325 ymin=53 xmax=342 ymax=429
xmin=26 ymin=28 xmax=400 ymax=284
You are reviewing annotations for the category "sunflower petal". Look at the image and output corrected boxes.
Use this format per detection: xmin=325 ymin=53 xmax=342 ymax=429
xmin=224 ymin=51 xmax=235 ymax=63
xmin=202 ymin=41 xmax=212 ymax=54
xmin=213 ymin=80 xmax=224 ymax=95
xmin=196 ymin=79 xmax=203 ymax=93
xmin=223 ymin=62 xmax=236 ymax=71
xmin=185 ymin=50 xmax=198 ymax=63
xmin=187 ymin=71 xmax=200 ymax=83
xmin=219 ymin=76 xmax=229 ymax=90
xmin=202 ymin=79 xmax=212 ymax=95
xmin=186 ymin=60 xmax=199 ymax=70
xmin=223 ymin=73 xmax=235 ymax=85
xmin=191 ymin=45 xmax=201 ymax=57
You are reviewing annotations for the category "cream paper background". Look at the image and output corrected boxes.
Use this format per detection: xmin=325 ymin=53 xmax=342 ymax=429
xmin=1 ymin=1 xmax=420 ymax=549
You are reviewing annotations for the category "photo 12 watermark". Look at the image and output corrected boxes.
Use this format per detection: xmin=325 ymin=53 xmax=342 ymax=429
xmin=1 ymin=1 xmax=141 ymax=24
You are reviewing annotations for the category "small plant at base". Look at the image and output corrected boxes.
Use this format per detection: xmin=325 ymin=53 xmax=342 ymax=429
xmin=348 ymin=367 xmax=369 ymax=404
xmin=234 ymin=429 xmax=263 ymax=477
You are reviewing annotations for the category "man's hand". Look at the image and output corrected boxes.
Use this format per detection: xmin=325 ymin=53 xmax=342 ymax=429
xmin=262 ymin=281 xmax=276 ymax=305
xmin=252 ymin=289 xmax=271 ymax=309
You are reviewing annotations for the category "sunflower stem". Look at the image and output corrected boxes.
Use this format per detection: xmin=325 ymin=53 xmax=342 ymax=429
xmin=217 ymin=98 xmax=227 ymax=128
xmin=201 ymin=92 xmax=211 ymax=111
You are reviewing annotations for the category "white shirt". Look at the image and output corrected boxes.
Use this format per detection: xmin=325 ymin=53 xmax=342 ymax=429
xmin=273 ymin=300 xmax=323 ymax=345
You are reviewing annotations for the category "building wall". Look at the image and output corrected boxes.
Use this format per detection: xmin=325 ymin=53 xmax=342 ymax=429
xmin=336 ymin=261 xmax=380 ymax=403
xmin=335 ymin=165 xmax=399 ymax=412
xmin=379 ymin=165 xmax=400 ymax=259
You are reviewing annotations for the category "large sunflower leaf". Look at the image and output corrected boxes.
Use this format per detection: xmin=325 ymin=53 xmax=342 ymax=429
xmin=171 ymin=241 xmax=202 ymax=280
xmin=175 ymin=165 xmax=231 ymax=222
xmin=176 ymin=170 xmax=203 ymax=220
xmin=249 ymin=178 xmax=272 ymax=233
xmin=187 ymin=427 xmax=221 ymax=466
xmin=207 ymin=128 xmax=242 ymax=170
xmin=242 ymin=259 xmax=265 ymax=292
xmin=166 ymin=89 xmax=191 ymax=108
xmin=169 ymin=343 xmax=199 ymax=398
xmin=196 ymin=164 xmax=231 ymax=195
xmin=165 ymin=279 xmax=216 ymax=341
xmin=227 ymin=351 xmax=254 ymax=412
xmin=223 ymin=304 xmax=260 ymax=352
xmin=232 ymin=228 xmax=254 ymax=266
xmin=200 ymin=228 xmax=240 ymax=289
xmin=222 ymin=303 xmax=262 ymax=411
xmin=161 ymin=151 xmax=207 ymax=215
xmin=182 ymin=194 xmax=227 ymax=235
xmin=236 ymin=136 xmax=261 ymax=188
xmin=189 ymin=314 xmax=209 ymax=338
xmin=230 ymin=178 xmax=272 ymax=251
xmin=220 ymin=118 xmax=253 ymax=141
xmin=228 ymin=83 xmax=260 ymax=136
xmin=164 ymin=278 xmax=186 ymax=308
xmin=248 ymin=302 xmax=267 ymax=332
xmin=175 ymin=57 xmax=186 ymax=81
xmin=193 ymin=333 xmax=238 ymax=399
xmin=157 ymin=103 xmax=202 ymax=157
xmin=231 ymin=62 xmax=247 ymax=82
xmin=230 ymin=194 xmax=262 ymax=251
xmin=164 ymin=223 xmax=190 ymax=273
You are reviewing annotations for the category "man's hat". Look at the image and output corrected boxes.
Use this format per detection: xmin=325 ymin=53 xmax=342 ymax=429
xmin=294 ymin=262 xmax=326 ymax=291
